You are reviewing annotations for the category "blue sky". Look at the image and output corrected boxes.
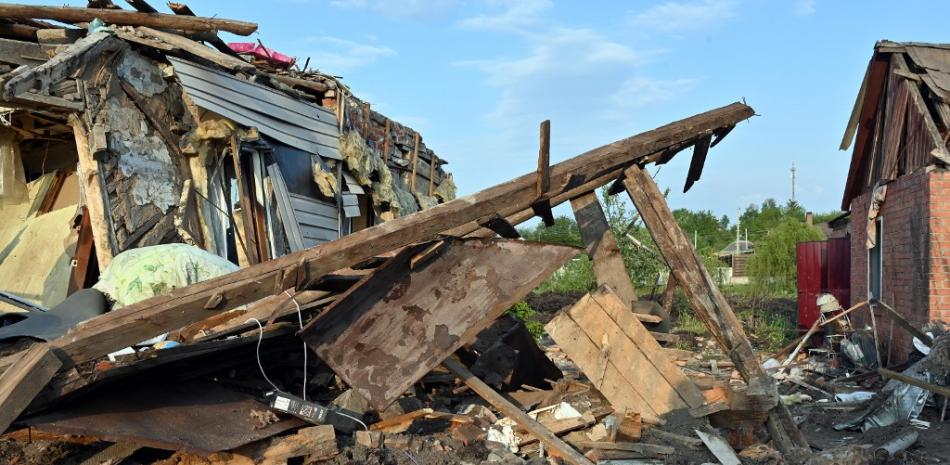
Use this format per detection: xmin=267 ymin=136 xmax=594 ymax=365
xmin=29 ymin=1 xmax=950 ymax=222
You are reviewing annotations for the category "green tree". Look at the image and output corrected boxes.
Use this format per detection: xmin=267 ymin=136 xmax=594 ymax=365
xmin=747 ymin=218 xmax=825 ymax=295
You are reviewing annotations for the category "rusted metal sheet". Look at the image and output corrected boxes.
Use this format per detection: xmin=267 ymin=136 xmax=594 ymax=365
xmin=22 ymin=381 xmax=303 ymax=453
xmin=300 ymin=238 xmax=578 ymax=410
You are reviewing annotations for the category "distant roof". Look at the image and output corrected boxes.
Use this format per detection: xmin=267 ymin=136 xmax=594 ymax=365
xmin=840 ymin=41 xmax=950 ymax=210
xmin=718 ymin=240 xmax=754 ymax=256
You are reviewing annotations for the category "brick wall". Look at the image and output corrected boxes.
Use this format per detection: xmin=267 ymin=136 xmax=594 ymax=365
xmin=928 ymin=168 xmax=950 ymax=324
xmin=849 ymin=167 xmax=931 ymax=362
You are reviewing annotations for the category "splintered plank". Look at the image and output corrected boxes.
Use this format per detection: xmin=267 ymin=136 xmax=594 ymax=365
xmin=0 ymin=344 xmax=62 ymax=433
xmin=570 ymin=192 xmax=638 ymax=307
xmin=300 ymin=238 xmax=578 ymax=410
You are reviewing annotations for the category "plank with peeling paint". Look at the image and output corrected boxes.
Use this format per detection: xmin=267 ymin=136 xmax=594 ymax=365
xmin=301 ymin=238 xmax=578 ymax=410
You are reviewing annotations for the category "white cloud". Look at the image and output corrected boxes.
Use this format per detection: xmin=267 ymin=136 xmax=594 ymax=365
xmin=611 ymin=77 xmax=698 ymax=110
xmin=457 ymin=0 xmax=551 ymax=33
xmin=295 ymin=36 xmax=395 ymax=73
xmin=795 ymin=0 xmax=815 ymax=16
xmin=630 ymin=0 xmax=737 ymax=33
xmin=459 ymin=28 xmax=641 ymax=87
xmin=328 ymin=0 xmax=461 ymax=19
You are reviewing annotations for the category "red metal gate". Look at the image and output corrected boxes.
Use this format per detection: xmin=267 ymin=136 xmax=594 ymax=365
xmin=796 ymin=238 xmax=851 ymax=329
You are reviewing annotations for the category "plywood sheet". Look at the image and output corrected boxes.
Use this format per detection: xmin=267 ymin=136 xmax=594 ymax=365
xmin=545 ymin=287 xmax=705 ymax=419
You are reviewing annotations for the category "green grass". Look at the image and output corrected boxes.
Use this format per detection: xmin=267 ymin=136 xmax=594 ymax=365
xmin=507 ymin=300 xmax=545 ymax=341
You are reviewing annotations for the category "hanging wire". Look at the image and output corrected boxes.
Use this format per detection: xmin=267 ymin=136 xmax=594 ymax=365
xmin=245 ymin=318 xmax=280 ymax=392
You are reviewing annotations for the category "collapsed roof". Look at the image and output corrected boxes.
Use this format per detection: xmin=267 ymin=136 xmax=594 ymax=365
xmin=0 ymin=2 xmax=456 ymax=312
xmin=840 ymin=40 xmax=950 ymax=210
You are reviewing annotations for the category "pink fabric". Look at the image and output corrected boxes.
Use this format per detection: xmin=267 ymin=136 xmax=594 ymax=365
xmin=228 ymin=43 xmax=295 ymax=67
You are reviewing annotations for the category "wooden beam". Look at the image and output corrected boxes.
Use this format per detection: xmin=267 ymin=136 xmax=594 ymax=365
xmin=26 ymin=102 xmax=751 ymax=376
xmin=2 ymin=32 xmax=122 ymax=101
xmin=537 ymin=119 xmax=550 ymax=197
xmin=570 ymin=191 xmax=638 ymax=307
xmin=69 ymin=115 xmax=115 ymax=270
xmin=442 ymin=357 xmax=594 ymax=465
xmin=428 ymin=153 xmax=436 ymax=197
xmin=621 ymin=164 xmax=809 ymax=454
xmin=409 ymin=132 xmax=420 ymax=192
xmin=683 ymin=134 xmax=711 ymax=193
xmin=166 ymin=3 xmax=242 ymax=58
xmin=0 ymin=344 xmax=62 ymax=433
xmin=135 ymin=26 xmax=254 ymax=72
xmin=0 ymin=3 xmax=258 ymax=35
xmin=0 ymin=22 xmax=38 ymax=41
xmin=875 ymin=300 xmax=932 ymax=347
xmin=879 ymin=368 xmax=950 ymax=398
xmin=0 ymin=37 xmax=52 ymax=66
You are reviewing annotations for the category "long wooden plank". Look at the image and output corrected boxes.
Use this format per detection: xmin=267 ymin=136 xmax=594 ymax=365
xmin=442 ymin=357 xmax=594 ymax=465
xmin=622 ymin=165 xmax=808 ymax=453
xmin=0 ymin=344 xmax=62 ymax=432
xmin=570 ymin=192 xmax=638 ymax=307
xmin=0 ymin=3 xmax=257 ymax=35
xmin=26 ymin=103 xmax=750 ymax=374
xmin=537 ymin=120 xmax=551 ymax=196
xmin=136 ymin=26 xmax=254 ymax=72
xmin=301 ymin=238 xmax=577 ymax=410
xmin=586 ymin=287 xmax=706 ymax=408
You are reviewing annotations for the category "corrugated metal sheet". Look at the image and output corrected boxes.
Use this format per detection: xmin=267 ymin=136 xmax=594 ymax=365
xmin=826 ymin=237 xmax=851 ymax=311
xmin=168 ymin=56 xmax=340 ymax=159
xmin=268 ymin=164 xmax=339 ymax=251
xmin=797 ymin=241 xmax=825 ymax=329
xmin=796 ymin=238 xmax=851 ymax=329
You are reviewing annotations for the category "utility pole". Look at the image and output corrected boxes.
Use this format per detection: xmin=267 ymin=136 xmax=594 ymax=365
xmin=791 ymin=161 xmax=797 ymax=202
xmin=736 ymin=208 xmax=741 ymax=256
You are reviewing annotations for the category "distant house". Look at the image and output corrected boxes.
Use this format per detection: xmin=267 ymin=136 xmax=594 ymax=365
xmin=839 ymin=41 xmax=950 ymax=358
xmin=717 ymin=240 xmax=754 ymax=284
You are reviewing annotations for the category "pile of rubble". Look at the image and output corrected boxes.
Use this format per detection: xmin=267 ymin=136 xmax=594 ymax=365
xmin=0 ymin=3 xmax=947 ymax=465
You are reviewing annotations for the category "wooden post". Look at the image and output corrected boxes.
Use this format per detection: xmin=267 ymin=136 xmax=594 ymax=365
xmin=428 ymin=154 xmax=436 ymax=197
xmin=537 ymin=120 xmax=550 ymax=198
xmin=382 ymin=119 xmax=390 ymax=164
xmin=570 ymin=192 xmax=638 ymax=308
xmin=442 ymin=357 xmax=594 ymax=465
xmin=409 ymin=132 xmax=420 ymax=192
xmin=69 ymin=115 xmax=114 ymax=270
xmin=660 ymin=274 xmax=678 ymax=313
xmin=621 ymin=165 xmax=808 ymax=454
xmin=0 ymin=4 xmax=258 ymax=35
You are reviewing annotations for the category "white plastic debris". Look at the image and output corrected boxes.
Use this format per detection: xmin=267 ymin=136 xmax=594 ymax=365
xmin=486 ymin=421 xmax=519 ymax=453
xmin=835 ymin=391 xmax=876 ymax=403
xmin=552 ymin=402 xmax=582 ymax=420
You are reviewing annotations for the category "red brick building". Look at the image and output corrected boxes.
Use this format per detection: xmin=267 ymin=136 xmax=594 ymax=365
xmin=841 ymin=41 xmax=950 ymax=359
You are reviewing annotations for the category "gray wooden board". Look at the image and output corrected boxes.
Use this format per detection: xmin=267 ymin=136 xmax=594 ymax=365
xmin=301 ymin=238 xmax=578 ymax=410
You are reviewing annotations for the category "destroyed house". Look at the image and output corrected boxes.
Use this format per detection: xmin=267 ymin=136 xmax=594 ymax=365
xmin=0 ymin=21 xmax=455 ymax=313
xmin=840 ymin=41 xmax=950 ymax=357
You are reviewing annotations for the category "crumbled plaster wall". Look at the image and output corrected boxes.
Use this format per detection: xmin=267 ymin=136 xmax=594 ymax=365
xmin=80 ymin=48 xmax=197 ymax=251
